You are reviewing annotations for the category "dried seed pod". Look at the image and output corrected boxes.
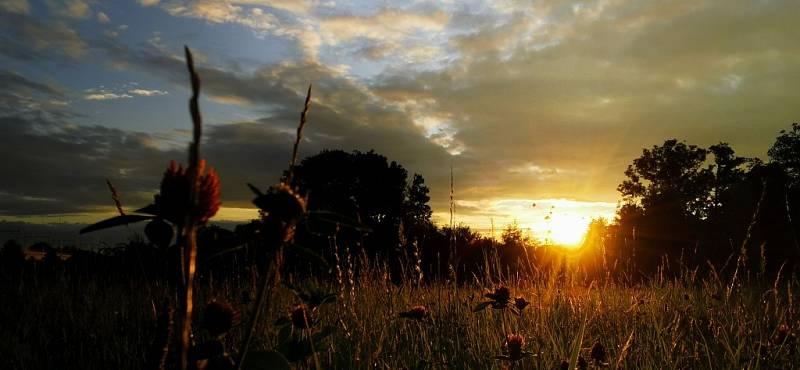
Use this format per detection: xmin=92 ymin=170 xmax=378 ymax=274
xmin=253 ymin=183 xmax=306 ymax=225
xmin=291 ymin=304 xmax=311 ymax=329
xmin=203 ymin=301 xmax=240 ymax=338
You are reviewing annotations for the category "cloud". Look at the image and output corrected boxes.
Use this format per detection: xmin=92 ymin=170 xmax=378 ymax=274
xmin=0 ymin=0 xmax=29 ymax=14
xmin=47 ymin=0 xmax=91 ymax=19
xmin=0 ymin=32 xmax=460 ymax=218
xmin=0 ymin=12 xmax=88 ymax=61
xmin=319 ymin=10 xmax=449 ymax=45
xmin=97 ymin=11 xmax=110 ymax=23
xmin=85 ymin=93 xmax=133 ymax=101
xmin=162 ymin=1 xmax=280 ymax=33
xmin=82 ymin=87 xmax=168 ymax=100
xmin=129 ymin=88 xmax=168 ymax=96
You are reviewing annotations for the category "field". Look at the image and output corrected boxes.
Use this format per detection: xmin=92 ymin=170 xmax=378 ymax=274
xmin=2 ymin=259 xmax=798 ymax=370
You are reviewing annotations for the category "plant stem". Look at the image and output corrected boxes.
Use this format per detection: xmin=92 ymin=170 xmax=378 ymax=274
xmin=236 ymin=248 xmax=282 ymax=370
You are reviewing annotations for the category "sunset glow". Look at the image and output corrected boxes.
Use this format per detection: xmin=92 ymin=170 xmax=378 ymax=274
xmin=434 ymin=198 xmax=616 ymax=247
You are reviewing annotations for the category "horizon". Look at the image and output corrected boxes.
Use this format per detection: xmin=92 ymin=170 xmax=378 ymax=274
xmin=2 ymin=0 xmax=799 ymax=247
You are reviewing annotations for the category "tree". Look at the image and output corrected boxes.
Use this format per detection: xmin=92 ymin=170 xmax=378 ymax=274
xmin=615 ymin=140 xmax=716 ymax=274
xmin=289 ymin=149 xmax=433 ymax=258
xmin=618 ymin=139 xmax=715 ymax=219
xmin=768 ymin=122 xmax=800 ymax=187
xmin=404 ymin=173 xmax=432 ymax=229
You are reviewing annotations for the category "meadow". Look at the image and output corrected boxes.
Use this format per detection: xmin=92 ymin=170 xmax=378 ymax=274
xmin=2 ymin=47 xmax=799 ymax=370
xmin=1 ymin=258 xmax=798 ymax=370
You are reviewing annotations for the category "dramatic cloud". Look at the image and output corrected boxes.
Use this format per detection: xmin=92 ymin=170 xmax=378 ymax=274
xmin=1 ymin=0 xmax=799 ymax=233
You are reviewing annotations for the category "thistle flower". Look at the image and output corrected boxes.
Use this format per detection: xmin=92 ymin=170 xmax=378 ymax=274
xmin=577 ymin=355 xmax=588 ymax=370
xmin=485 ymin=285 xmax=511 ymax=309
xmin=253 ymin=183 xmax=306 ymax=225
xmin=772 ymin=324 xmax=796 ymax=346
xmin=291 ymin=304 xmax=311 ymax=329
xmin=202 ymin=300 xmax=240 ymax=338
xmin=154 ymin=160 xmax=221 ymax=226
xmin=505 ymin=334 xmax=525 ymax=361
xmin=590 ymin=341 xmax=606 ymax=364
xmin=399 ymin=305 xmax=429 ymax=321
xmin=514 ymin=296 xmax=530 ymax=312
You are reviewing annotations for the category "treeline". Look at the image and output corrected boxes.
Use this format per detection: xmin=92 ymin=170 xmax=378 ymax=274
xmin=591 ymin=123 xmax=800 ymax=280
xmin=4 ymin=124 xmax=800 ymax=283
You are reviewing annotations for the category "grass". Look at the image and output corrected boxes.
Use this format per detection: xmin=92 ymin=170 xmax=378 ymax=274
xmin=1 ymin=262 xmax=798 ymax=369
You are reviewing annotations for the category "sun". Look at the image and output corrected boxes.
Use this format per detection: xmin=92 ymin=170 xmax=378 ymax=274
xmin=546 ymin=214 xmax=590 ymax=248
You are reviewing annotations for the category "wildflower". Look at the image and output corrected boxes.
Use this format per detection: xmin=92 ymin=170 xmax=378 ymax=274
xmin=577 ymin=355 xmax=588 ymax=370
xmin=253 ymin=183 xmax=306 ymax=225
xmin=399 ymin=305 xmax=429 ymax=321
xmin=202 ymin=300 xmax=240 ymax=338
xmin=485 ymin=285 xmax=511 ymax=309
xmin=772 ymin=324 xmax=796 ymax=346
xmin=291 ymin=304 xmax=311 ymax=329
xmin=154 ymin=160 xmax=221 ymax=226
xmin=514 ymin=296 xmax=530 ymax=312
xmin=505 ymin=334 xmax=526 ymax=361
xmin=590 ymin=341 xmax=607 ymax=364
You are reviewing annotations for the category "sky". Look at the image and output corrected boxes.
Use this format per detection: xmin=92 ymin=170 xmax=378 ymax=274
xmin=1 ymin=0 xmax=799 ymax=244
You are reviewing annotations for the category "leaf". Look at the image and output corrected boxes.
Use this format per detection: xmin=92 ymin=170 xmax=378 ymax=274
xmin=615 ymin=330 xmax=635 ymax=369
xmin=307 ymin=210 xmax=372 ymax=233
xmin=277 ymin=324 xmax=292 ymax=344
xmin=313 ymin=325 xmax=335 ymax=343
xmin=133 ymin=203 xmax=161 ymax=216
xmin=567 ymin=310 xmax=588 ymax=370
xmin=473 ymin=301 xmax=492 ymax=312
xmin=80 ymin=214 xmax=154 ymax=234
xmin=277 ymin=338 xmax=313 ymax=362
xmin=246 ymin=183 xmax=264 ymax=196
xmin=242 ymin=350 xmax=291 ymax=370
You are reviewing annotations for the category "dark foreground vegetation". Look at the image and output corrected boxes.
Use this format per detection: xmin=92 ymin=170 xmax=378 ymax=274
xmin=1 ymin=48 xmax=800 ymax=369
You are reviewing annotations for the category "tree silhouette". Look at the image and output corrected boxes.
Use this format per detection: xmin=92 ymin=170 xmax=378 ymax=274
xmin=289 ymin=150 xmax=432 ymax=260
xmin=768 ymin=122 xmax=800 ymax=188
xmin=618 ymin=139 xmax=714 ymax=219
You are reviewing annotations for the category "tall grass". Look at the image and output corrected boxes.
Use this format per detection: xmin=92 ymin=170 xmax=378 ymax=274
xmin=1 ymin=259 xmax=798 ymax=369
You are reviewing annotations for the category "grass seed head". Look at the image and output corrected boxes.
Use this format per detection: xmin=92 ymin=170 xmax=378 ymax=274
xmin=291 ymin=304 xmax=311 ymax=329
